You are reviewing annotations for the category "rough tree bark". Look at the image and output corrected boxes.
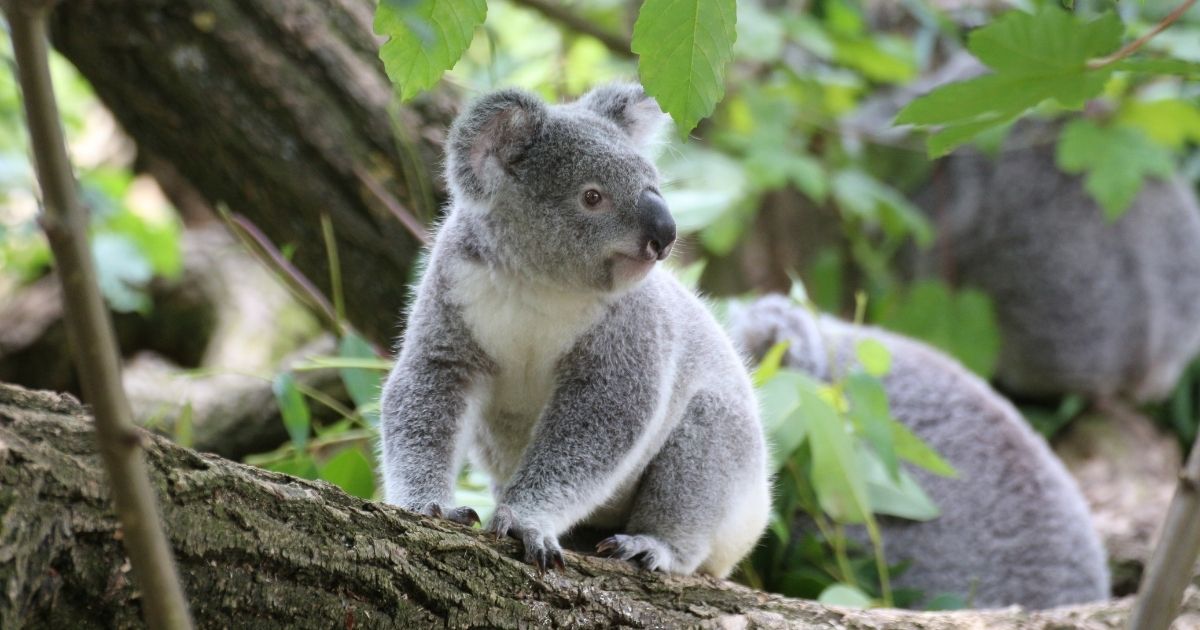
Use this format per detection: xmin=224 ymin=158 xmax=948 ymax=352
xmin=2 ymin=382 xmax=1198 ymax=629
xmin=48 ymin=0 xmax=456 ymax=348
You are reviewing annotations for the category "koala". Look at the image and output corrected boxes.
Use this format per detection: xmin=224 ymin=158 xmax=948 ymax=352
xmin=915 ymin=122 xmax=1200 ymax=402
xmin=730 ymin=295 xmax=1110 ymax=609
xmin=379 ymin=84 xmax=771 ymax=577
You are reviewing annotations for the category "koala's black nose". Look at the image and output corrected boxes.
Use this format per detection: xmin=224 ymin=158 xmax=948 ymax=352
xmin=638 ymin=189 xmax=676 ymax=261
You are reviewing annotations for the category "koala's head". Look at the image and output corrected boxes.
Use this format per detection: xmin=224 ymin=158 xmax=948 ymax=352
xmin=445 ymin=83 xmax=675 ymax=293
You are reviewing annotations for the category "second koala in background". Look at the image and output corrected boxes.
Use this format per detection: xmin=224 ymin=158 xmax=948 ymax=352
xmin=731 ymin=295 xmax=1110 ymax=610
xmin=917 ymin=121 xmax=1200 ymax=403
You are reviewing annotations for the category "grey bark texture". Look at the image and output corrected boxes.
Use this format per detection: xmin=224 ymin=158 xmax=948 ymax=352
xmin=48 ymin=0 xmax=456 ymax=348
xmin=2 ymin=382 xmax=1199 ymax=629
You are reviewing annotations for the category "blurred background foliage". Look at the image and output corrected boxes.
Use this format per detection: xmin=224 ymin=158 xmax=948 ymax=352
xmin=2 ymin=0 xmax=1199 ymax=609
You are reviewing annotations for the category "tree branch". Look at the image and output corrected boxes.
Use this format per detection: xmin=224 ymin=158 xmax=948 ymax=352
xmin=4 ymin=382 xmax=1200 ymax=628
xmin=509 ymin=0 xmax=635 ymax=59
xmin=1086 ymin=0 xmax=1198 ymax=70
xmin=1128 ymin=428 xmax=1200 ymax=630
xmin=4 ymin=2 xmax=192 ymax=628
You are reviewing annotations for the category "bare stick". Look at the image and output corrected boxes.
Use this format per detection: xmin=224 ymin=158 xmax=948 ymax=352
xmin=1087 ymin=0 xmax=1198 ymax=70
xmin=4 ymin=1 xmax=193 ymax=628
xmin=1128 ymin=429 xmax=1200 ymax=630
xmin=509 ymin=0 xmax=634 ymax=59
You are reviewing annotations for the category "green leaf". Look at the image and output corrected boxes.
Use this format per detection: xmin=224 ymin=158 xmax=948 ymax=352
xmin=1117 ymin=99 xmax=1200 ymax=150
xmin=878 ymin=281 xmax=999 ymax=378
xmin=339 ymin=332 xmax=383 ymax=426
xmin=818 ymin=583 xmax=873 ymax=608
xmin=860 ymin=448 xmax=940 ymax=521
xmin=374 ymin=0 xmax=487 ymax=101
xmin=753 ymin=341 xmax=791 ymax=387
xmin=174 ymin=402 xmax=194 ymax=449
xmin=756 ymin=370 xmax=809 ymax=471
xmin=1056 ymin=119 xmax=1175 ymax=219
xmin=660 ymin=145 xmax=749 ymax=233
xmin=801 ymin=381 xmax=871 ymax=524
xmin=854 ymin=339 xmax=891 ymax=378
xmin=967 ymin=9 xmax=1121 ymax=76
xmin=832 ymin=170 xmax=933 ymax=246
xmin=319 ymin=448 xmax=376 ymax=499
xmin=272 ymin=372 xmax=311 ymax=450
xmin=633 ymin=0 xmax=737 ymax=134
xmin=891 ymin=421 xmax=957 ymax=478
xmin=845 ymin=374 xmax=898 ymax=480
xmin=894 ymin=9 xmax=1122 ymax=155
xmin=266 ymin=454 xmax=319 ymax=480
xmin=924 ymin=592 xmax=968 ymax=611
xmin=1113 ymin=58 xmax=1200 ymax=77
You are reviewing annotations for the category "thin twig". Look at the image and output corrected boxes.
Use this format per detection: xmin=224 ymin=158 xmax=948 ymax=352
xmin=1087 ymin=0 xmax=1198 ymax=70
xmin=508 ymin=0 xmax=635 ymax=59
xmin=354 ymin=165 xmax=432 ymax=246
xmin=5 ymin=1 xmax=193 ymax=628
xmin=319 ymin=212 xmax=346 ymax=324
xmin=1128 ymin=426 xmax=1200 ymax=630
xmin=219 ymin=207 xmax=345 ymax=336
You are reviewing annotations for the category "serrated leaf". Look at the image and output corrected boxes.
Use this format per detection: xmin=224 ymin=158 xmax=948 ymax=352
xmin=319 ymin=447 xmax=376 ymax=499
xmin=633 ymin=0 xmax=737 ymax=134
xmin=1056 ymin=119 xmax=1175 ymax=219
xmin=374 ymin=0 xmax=486 ymax=101
xmin=967 ymin=9 xmax=1121 ymax=76
xmin=272 ymin=372 xmax=311 ymax=450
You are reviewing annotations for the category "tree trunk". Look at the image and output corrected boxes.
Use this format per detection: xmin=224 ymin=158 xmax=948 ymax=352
xmin=48 ymin=0 xmax=455 ymax=348
xmin=1 ymin=382 xmax=1197 ymax=629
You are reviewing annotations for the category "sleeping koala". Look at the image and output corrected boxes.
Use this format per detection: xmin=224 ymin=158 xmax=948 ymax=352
xmin=379 ymin=84 xmax=770 ymax=576
xmin=730 ymin=295 xmax=1110 ymax=609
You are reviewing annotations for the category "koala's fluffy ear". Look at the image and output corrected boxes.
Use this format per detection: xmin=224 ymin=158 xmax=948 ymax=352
xmin=447 ymin=89 xmax=547 ymax=200
xmin=577 ymin=83 xmax=670 ymax=152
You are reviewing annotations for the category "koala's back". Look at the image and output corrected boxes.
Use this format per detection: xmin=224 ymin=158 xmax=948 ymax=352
xmin=731 ymin=296 xmax=1109 ymax=609
xmin=921 ymin=122 xmax=1200 ymax=401
xmin=846 ymin=324 xmax=1108 ymax=608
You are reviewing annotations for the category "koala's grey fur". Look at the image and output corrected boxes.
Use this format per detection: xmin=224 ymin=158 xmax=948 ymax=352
xmin=730 ymin=295 xmax=1110 ymax=609
xmin=916 ymin=121 xmax=1200 ymax=402
xmin=379 ymin=84 xmax=770 ymax=577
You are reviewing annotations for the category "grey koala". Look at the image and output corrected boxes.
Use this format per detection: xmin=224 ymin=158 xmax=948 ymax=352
xmin=916 ymin=122 xmax=1200 ymax=402
xmin=730 ymin=295 xmax=1110 ymax=609
xmin=379 ymin=84 xmax=770 ymax=576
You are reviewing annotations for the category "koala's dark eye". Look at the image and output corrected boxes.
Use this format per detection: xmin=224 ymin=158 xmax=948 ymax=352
xmin=583 ymin=189 xmax=603 ymax=207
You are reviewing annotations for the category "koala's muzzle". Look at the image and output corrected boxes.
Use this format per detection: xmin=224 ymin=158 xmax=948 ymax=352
xmin=637 ymin=190 xmax=676 ymax=261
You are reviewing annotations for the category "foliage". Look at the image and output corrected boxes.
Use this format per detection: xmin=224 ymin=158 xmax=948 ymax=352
xmin=632 ymin=0 xmax=738 ymax=134
xmin=739 ymin=289 xmax=956 ymax=608
xmin=375 ymin=0 xmax=488 ymax=101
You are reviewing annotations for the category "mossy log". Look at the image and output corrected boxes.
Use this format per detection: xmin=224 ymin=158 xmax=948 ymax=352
xmin=2 ymin=382 xmax=1197 ymax=629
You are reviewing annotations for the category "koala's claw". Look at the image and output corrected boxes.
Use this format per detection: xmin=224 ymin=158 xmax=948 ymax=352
xmin=424 ymin=503 xmax=481 ymax=527
xmin=596 ymin=534 xmax=673 ymax=572
xmin=486 ymin=505 xmax=566 ymax=571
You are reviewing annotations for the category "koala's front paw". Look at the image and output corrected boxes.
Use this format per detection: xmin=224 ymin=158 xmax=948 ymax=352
xmin=486 ymin=505 xmax=566 ymax=571
xmin=420 ymin=502 xmax=481 ymax=527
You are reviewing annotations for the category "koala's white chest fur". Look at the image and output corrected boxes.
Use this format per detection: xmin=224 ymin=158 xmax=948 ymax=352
xmin=447 ymin=260 xmax=608 ymax=482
